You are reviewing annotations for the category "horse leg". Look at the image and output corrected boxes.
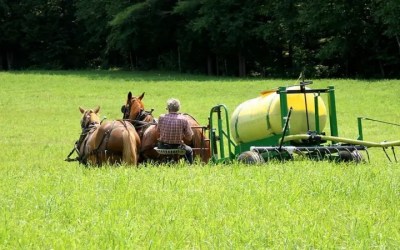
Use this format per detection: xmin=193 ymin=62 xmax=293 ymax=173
xmin=84 ymin=130 xmax=103 ymax=166
xmin=142 ymin=148 xmax=160 ymax=162
xmin=139 ymin=125 xmax=161 ymax=162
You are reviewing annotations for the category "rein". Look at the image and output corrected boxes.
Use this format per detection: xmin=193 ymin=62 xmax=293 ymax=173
xmin=121 ymin=94 xmax=158 ymax=132
xmin=65 ymin=120 xmax=99 ymax=163
xmin=125 ymin=119 xmax=157 ymax=127
xmin=65 ymin=118 xmax=133 ymax=165
xmin=124 ymin=107 xmax=156 ymax=129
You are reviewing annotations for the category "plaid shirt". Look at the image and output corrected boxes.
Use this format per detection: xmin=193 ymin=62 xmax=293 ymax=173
xmin=158 ymin=113 xmax=193 ymax=144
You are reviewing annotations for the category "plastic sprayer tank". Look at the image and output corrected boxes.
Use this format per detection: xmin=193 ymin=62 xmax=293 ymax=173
xmin=230 ymin=86 xmax=327 ymax=144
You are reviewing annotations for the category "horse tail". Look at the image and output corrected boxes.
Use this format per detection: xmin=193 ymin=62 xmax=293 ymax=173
xmin=122 ymin=127 xmax=138 ymax=165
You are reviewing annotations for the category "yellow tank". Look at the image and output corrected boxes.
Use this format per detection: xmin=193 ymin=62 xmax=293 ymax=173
xmin=230 ymin=86 xmax=327 ymax=143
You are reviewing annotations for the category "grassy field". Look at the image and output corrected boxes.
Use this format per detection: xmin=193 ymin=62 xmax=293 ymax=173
xmin=1 ymin=70 xmax=400 ymax=248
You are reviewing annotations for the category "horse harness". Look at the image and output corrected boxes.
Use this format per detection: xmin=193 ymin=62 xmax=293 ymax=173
xmin=65 ymin=121 xmax=99 ymax=164
xmin=122 ymin=103 xmax=156 ymax=137
xmin=92 ymin=120 xmax=133 ymax=165
xmin=66 ymin=120 xmax=131 ymax=165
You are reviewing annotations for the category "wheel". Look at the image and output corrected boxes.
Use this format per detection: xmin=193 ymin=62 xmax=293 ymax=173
xmin=237 ymin=151 xmax=265 ymax=164
xmin=338 ymin=150 xmax=363 ymax=163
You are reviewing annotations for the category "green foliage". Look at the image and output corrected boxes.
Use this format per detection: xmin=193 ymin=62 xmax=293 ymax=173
xmin=73 ymin=0 xmax=111 ymax=67
xmin=2 ymin=0 xmax=400 ymax=75
xmin=374 ymin=0 xmax=400 ymax=38
xmin=297 ymin=0 xmax=385 ymax=77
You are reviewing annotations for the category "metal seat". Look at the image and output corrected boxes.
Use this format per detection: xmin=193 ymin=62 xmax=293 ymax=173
xmin=154 ymin=147 xmax=186 ymax=155
xmin=154 ymin=147 xmax=186 ymax=163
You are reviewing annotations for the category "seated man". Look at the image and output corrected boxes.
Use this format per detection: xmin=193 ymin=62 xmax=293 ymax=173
xmin=157 ymin=98 xmax=194 ymax=164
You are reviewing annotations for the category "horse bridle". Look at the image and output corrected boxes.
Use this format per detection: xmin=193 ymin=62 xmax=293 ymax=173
xmin=66 ymin=110 xmax=100 ymax=164
xmin=81 ymin=110 xmax=100 ymax=130
xmin=121 ymin=98 xmax=152 ymax=127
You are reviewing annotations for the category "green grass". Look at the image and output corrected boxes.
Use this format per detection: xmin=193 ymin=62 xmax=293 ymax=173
xmin=1 ymin=70 xmax=400 ymax=248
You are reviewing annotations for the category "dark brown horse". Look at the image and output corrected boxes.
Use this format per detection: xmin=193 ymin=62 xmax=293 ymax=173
xmin=121 ymin=92 xmax=211 ymax=163
xmin=75 ymin=106 xmax=141 ymax=166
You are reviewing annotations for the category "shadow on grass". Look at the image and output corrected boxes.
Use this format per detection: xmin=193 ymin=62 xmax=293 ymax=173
xmin=6 ymin=69 xmax=244 ymax=82
xmin=5 ymin=69 xmax=392 ymax=84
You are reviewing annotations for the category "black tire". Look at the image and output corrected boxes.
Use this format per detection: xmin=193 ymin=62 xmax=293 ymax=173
xmin=237 ymin=151 xmax=265 ymax=164
xmin=338 ymin=150 xmax=363 ymax=163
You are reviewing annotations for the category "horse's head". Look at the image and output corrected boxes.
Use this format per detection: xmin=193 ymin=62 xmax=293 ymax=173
xmin=79 ymin=106 xmax=101 ymax=129
xmin=121 ymin=92 xmax=145 ymax=121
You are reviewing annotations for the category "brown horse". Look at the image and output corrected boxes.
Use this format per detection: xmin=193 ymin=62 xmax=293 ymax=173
xmin=121 ymin=92 xmax=211 ymax=163
xmin=75 ymin=106 xmax=141 ymax=166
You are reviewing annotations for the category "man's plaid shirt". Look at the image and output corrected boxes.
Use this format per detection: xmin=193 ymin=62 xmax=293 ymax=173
xmin=158 ymin=113 xmax=193 ymax=144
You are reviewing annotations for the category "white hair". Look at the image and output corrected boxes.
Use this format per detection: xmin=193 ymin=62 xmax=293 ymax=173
xmin=167 ymin=98 xmax=180 ymax=112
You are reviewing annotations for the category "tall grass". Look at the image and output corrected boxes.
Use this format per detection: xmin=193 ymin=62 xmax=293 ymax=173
xmin=0 ymin=70 xmax=400 ymax=248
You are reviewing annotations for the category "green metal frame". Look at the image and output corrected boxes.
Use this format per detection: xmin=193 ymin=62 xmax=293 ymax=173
xmin=328 ymin=86 xmax=339 ymax=136
xmin=208 ymin=84 xmax=341 ymax=163
xmin=208 ymin=105 xmax=236 ymax=163
xmin=357 ymin=117 xmax=364 ymax=140
xmin=356 ymin=116 xmax=400 ymax=141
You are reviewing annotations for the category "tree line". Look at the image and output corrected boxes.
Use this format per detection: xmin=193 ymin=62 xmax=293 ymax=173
xmin=1 ymin=0 xmax=399 ymax=78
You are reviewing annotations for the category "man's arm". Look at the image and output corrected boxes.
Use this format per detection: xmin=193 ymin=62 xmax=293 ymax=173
xmin=157 ymin=115 xmax=165 ymax=133
xmin=183 ymin=120 xmax=193 ymax=142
